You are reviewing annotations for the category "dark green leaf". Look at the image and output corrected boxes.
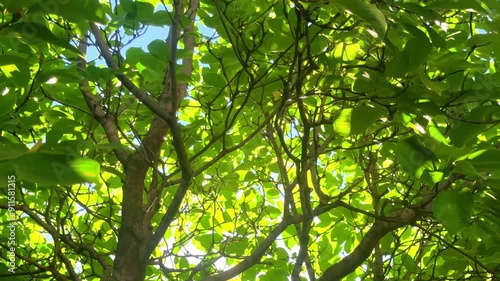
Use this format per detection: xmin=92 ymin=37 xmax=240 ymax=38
xmin=203 ymin=72 xmax=227 ymax=87
xmin=433 ymin=190 xmax=474 ymax=234
xmin=449 ymin=106 xmax=496 ymax=147
xmin=0 ymin=22 xmax=79 ymax=53
xmin=424 ymin=24 xmax=447 ymax=48
xmin=419 ymin=71 xmax=449 ymax=94
xmin=468 ymin=150 xmax=500 ymax=172
xmin=453 ymin=160 xmax=485 ymax=180
xmin=0 ymin=89 xmax=18 ymax=117
xmin=135 ymin=2 xmax=155 ymax=22
xmin=14 ymin=152 xmax=100 ymax=185
xmin=332 ymin=0 xmax=387 ymax=38
xmin=27 ymin=0 xmax=106 ymax=23
xmin=397 ymin=136 xmax=437 ymax=176
xmin=403 ymin=36 xmax=432 ymax=72
xmin=350 ymin=105 xmax=385 ymax=134
xmin=0 ymin=142 xmax=28 ymax=161
xmin=0 ymin=55 xmax=30 ymax=86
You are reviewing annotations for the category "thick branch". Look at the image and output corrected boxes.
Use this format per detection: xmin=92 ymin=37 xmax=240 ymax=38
xmin=201 ymin=215 xmax=301 ymax=281
xmin=76 ymin=35 xmax=128 ymax=165
xmin=201 ymin=202 xmax=343 ymax=281
xmin=146 ymin=0 xmax=197 ymax=255
xmin=318 ymin=174 xmax=463 ymax=281
xmin=89 ymin=22 xmax=175 ymax=125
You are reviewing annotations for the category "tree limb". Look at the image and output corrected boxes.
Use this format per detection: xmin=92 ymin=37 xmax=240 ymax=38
xmin=318 ymin=174 xmax=464 ymax=281
xmin=76 ymin=35 xmax=128 ymax=165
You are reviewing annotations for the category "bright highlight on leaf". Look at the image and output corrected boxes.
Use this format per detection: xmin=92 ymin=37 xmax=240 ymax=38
xmin=333 ymin=108 xmax=352 ymax=137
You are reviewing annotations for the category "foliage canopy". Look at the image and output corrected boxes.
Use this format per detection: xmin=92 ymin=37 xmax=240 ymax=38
xmin=1 ymin=0 xmax=500 ymax=280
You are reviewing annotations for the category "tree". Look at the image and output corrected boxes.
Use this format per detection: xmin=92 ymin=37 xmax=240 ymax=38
xmin=1 ymin=0 xmax=499 ymax=280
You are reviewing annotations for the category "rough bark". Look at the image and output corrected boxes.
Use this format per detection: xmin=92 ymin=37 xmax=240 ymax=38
xmin=87 ymin=0 xmax=199 ymax=279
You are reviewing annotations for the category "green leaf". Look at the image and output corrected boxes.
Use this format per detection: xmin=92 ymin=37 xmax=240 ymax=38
xmin=334 ymin=106 xmax=385 ymax=136
xmin=449 ymin=106 xmax=495 ymax=147
xmin=402 ymin=253 xmax=418 ymax=272
xmin=424 ymin=121 xmax=448 ymax=144
xmin=387 ymin=23 xmax=433 ymax=76
xmin=351 ymin=105 xmax=385 ymax=134
xmin=225 ymin=239 xmax=249 ymax=254
xmin=468 ymin=150 xmax=500 ymax=172
xmin=385 ymin=55 xmax=408 ymax=78
xmin=420 ymin=71 xmax=449 ymax=94
xmin=433 ymin=190 xmax=474 ymax=234
xmin=0 ymin=55 xmax=30 ymax=87
xmin=120 ymin=0 xmax=136 ymax=13
xmin=1 ymin=0 xmax=39 ymax=13
xmin=397 ymin=136 xmax=437 ymax=177
xmin=45 ymin=119 xmax=84 ymax=144
xmin=423 ymin=24 xmax=447 ymax=48
xmin=14 ymin=152 xmax=100 ymax=186
xmin=203 ymin=72 xmax=227 ymax=88
xmin=333 ymin=42 xmax=361 ymax=61
xmin=0 ymin=161 xmax=16 ymax=187
xmin=143 ymin=10 xmax=173 ymax=26
xmin=126 ymin=47 xmax=145 ymax=65
xmin=333 ymin=108 xmax=352 ymax=137
xmin=332 ymin=0 xmax=387 ymax=38
xmin=403 ymin=35 xmax=432 ymax=72
xmin=0 ymin=22 xmax=79 ymax=53
xmin=0 ymin=89 xmax=18 ymax=117
xmin=0 ymin=142 xmax=28 ymax=161
xmin=396 ymin=3 xmax=442 ymax=21
xmin=69 ymin=158 xmax=101 ymax=183
xmin=426 ymin=0 xmax=489 ymax=15
xmin=467 ymin=34 xmax=500 ymax=47
xmin=147 ymin=39 xmax=170 ymax=62
xmin=135 ymin=1 xmax=155 ymax=23
xmin=139 ymin=53 xmax=165 ymax=73
xmin=453 ymin=160 xmax=485 ymax=180
xmin=27 ymin=0 xmax=106 ymax=23
xmin=38 ymin=68 xmax=81 ymax=85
